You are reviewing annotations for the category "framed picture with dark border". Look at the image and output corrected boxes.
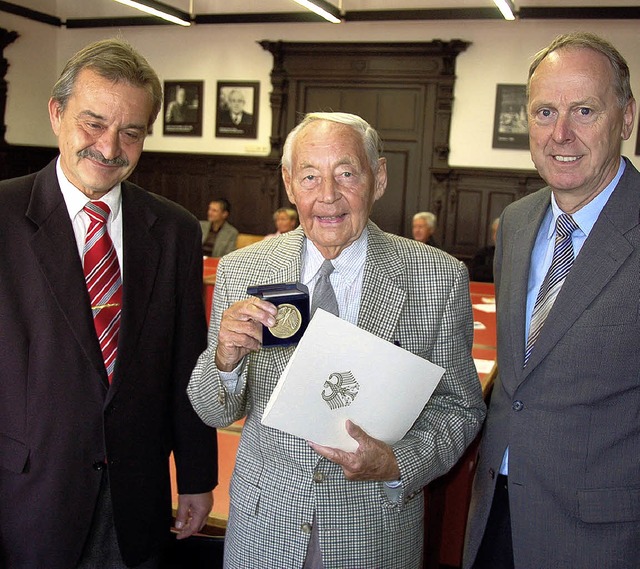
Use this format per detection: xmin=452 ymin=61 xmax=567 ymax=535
xmin=492 ymin=84 xmax=529 ymax=150
xmin=163 ymin=80 xmax=203 ymax=136
xmin=216 ymin=81 xmax=259 ymax=139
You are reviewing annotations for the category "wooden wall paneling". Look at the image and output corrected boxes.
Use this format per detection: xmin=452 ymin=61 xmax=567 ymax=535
xmin=128 ymin=152 xmax=282 ymax=235
xmin=433 ymin=167 xmax=545 ymax=260
xmin=375 ymin=142 xmax=415 ymax=236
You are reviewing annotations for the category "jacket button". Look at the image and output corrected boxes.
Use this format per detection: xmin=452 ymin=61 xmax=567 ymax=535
xmin=92 ymin=461 xmax=105 ymax=471
xmin=300 ymin=522 xmax=312 ymax=534
xmin=312 ymin=471 xmax=325 ymax=483
xmin=512 ymin=400 xmax=524 ymax=411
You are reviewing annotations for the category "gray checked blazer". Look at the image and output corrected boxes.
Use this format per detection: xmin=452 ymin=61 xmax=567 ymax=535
xmin=189 ymin=221 xmax=486 ymax=569
xmin=464 ymin=158 xmax=640 ymax=569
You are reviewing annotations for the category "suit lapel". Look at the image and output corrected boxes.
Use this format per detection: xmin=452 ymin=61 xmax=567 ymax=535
xmin=26 ymin=161 xmax=109 ymax=389
xmin=504 ymin=192 xmax=550 ymax=386
xmin=107 ymin=184 xmax=161 ymax=400
xmin=358 ymin=223 xmax=406 ymax=341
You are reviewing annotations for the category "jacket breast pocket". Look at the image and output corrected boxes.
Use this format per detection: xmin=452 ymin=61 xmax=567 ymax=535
xmin=578 ymin=487 xmax=640 ymax=523
xmin=0 ymin=433 xmax=29 ymax=474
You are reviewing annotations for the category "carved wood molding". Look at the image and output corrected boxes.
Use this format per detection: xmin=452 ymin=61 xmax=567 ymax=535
xmin=0 ymin=27 xmax=19 ymax=146
xmin=258 ymin=40 xmax=470 ymax=158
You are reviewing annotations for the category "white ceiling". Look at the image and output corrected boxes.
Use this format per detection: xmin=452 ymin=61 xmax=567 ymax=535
xmin=7 ymin=0 xmax=640 ymax=23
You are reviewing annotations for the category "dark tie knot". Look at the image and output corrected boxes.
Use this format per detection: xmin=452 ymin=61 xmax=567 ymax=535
xmin=84 ymin=201 xmax=111 ymax=224
xmin=556 ymin=213 xmax=579 ymax=238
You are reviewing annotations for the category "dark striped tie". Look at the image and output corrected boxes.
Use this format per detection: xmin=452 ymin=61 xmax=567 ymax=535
xmin=83 ymin=201 xmax=123 ymax=383
xmin=524 ymin=213 xmax=579 ymax=366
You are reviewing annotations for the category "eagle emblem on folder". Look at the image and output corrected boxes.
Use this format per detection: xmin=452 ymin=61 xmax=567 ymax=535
xmin=321 ymin=371 xmax=359 ymax=410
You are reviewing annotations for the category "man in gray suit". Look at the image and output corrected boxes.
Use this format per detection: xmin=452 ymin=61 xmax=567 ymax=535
xmin=464 ymin=32 xmax=638 ymax=569
xmin=201 ymin=197 xmax=238 ymax=257
xmin=188 ymin=112 xmax=486 ymax=568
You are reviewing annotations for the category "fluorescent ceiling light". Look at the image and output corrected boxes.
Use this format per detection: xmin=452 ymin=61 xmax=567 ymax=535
xmin=493 ymin=0 xmax=516 ymax=20
xmin=113 ymin=0 xmax=191 ymax=26
xmin=292 ymin=0 xmax=342 ymax=24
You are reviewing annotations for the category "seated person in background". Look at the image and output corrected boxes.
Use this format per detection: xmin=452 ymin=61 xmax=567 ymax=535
xmin=412 ymin=211 xmax=441 ymax=248
xmin=201 ymin=198 xmax=238 ymax=257
xmin=469 ymin=217 xmax=500 ymax=282
xmin=263 ymin=207 xmax=299 ymax=239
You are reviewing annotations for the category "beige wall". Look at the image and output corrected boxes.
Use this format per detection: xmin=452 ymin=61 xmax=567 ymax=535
xmin=3 ymin=13 xmax=638 ymax=169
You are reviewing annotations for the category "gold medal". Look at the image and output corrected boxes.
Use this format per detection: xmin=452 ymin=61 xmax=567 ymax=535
xmin=270 ymin=303 xmax=302 ymax=339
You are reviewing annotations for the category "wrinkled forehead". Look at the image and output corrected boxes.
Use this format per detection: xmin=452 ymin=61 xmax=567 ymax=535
xmin=292 ymin=120 xmax=367 ymax=166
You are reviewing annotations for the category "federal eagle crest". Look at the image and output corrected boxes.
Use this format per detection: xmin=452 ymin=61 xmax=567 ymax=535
xmin=321 ymin=371 xmax=359 ymax=410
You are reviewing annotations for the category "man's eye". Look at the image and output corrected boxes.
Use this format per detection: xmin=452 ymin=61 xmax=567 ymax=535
xmin=579 ymin=107 xmax=592 ymax=116
xmin=541 ymin=109 xmax=551 ymax=117
xmin=122 ymin=131 xmax=142 ymax=143
xmin=303 ymin=175 xmax=316 ymax=181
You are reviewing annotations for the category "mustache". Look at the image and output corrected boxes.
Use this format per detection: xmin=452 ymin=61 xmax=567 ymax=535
xmin=78 ymin=149 xmax=129 ymax=167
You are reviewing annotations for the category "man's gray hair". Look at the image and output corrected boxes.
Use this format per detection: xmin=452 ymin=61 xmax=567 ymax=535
xmin=528 ymin=32 xmax=633 ymax=108
xmin=413 ymin=211 xmax=437 ymax=230
xmin=281 ymin=112 xmax=383 ymax=174
xmin=51 ymin=38 xmax=162 ymax=129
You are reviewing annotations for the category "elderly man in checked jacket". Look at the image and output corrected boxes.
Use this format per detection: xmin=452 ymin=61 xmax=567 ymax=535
xmin=188 ymin=112 xmax=486 ymax=569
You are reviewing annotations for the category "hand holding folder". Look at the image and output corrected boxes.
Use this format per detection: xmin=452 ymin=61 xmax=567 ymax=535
xmin=262 ymin=309 xmax=445 ymax=452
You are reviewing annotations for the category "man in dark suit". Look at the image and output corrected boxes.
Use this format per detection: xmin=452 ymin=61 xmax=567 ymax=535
xmin=464 ymin=32 xmax=638 ymax=569
xmin=0 ymin=39 xmax=217 ymax=568
xmin=218 ymin=89 xmax=253 ymax=126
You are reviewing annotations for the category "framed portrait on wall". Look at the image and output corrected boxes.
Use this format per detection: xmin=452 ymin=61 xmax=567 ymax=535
xmin=216 ymin=81 xmax=259 ymax=139
xmin=492 ymin=84 xmax=529 ymax=150
xmin=163 ymin=80 xmax=203 ymax=136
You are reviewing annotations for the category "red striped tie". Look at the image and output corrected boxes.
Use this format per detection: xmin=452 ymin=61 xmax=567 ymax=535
xmin=83 ymin=201 xmax=122 ymax=383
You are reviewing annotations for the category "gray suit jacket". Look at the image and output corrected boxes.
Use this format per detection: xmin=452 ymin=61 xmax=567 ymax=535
xmin=188 ymin=222 xmax=486 ymax=569
xmin=200 ymin=220 xmax=239 ymax=257
xmin=464 ymin=158 xmax=640 ymax=569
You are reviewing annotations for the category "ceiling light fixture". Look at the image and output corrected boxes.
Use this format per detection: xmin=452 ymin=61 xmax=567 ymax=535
xmin=113 ymin=0 xmax=192 ymax=26
xmin=292 ymin=0 xmax=342 ymax=24
xmin=493 ymin=0 xmax=516 ymax=20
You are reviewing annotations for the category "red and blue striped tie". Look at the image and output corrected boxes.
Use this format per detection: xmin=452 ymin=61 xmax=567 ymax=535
xmin=83 ymin=201 xmax=122 ymax=383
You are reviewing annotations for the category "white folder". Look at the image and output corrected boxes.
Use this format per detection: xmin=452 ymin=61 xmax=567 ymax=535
xmin=262 ymin=309 xmax=445 ymax=451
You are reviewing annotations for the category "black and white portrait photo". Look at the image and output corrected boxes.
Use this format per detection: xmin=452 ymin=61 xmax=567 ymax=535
xmin=163 ymin=80 xmax=203 ymax=136
xmin=216 ymin=81 xmax=259 ymax=139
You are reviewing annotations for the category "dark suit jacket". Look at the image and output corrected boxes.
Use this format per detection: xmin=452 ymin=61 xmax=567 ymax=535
xmin=218 ymin=109 xmax=253 ymax=126
xmin=0 ymin=160 xmax=218 ymax=568
xmin=464 ymin=158 xmax=640 ymax=569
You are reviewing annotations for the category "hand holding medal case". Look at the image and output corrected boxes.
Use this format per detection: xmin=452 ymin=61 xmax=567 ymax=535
xmin=247 ymin=283 xmax=310 ymax=347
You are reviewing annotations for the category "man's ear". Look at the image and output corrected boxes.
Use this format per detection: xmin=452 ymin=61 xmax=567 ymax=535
xmin=373 ymin=158 xmax=388 ymax=202
xmin=621 ymin=97 xmax=636 ymax=141
xmin=282 ymin=168 xmax=296 ymax=204
xmin=48 ymin=98 xmax=63 ymax=136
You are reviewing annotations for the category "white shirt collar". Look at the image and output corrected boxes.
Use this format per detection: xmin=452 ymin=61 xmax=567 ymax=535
xmin=56 ymin=157 xmax=122 ymax=222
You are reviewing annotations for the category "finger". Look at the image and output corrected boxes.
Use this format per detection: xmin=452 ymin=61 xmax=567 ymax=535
xmin=345 ymin=419 xmax=366 ymax=442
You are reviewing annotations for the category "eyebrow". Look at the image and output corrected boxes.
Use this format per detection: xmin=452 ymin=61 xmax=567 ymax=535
xmin=78 ymin=110 xmax=147 ymax=131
